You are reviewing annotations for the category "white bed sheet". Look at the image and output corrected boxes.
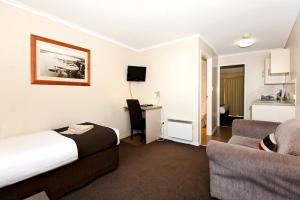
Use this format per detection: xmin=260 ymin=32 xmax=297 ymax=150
xmin=0 ymin=131 xmax=78 ymax=188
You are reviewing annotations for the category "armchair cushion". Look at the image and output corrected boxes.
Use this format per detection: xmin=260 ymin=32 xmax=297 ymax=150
xmin=275 ymin=119 xmax=300 ymax=156
xmin=228 ymin=135 xmax=260 ymax=149
xmin=232 ymin=119 xmax=280 ymax=139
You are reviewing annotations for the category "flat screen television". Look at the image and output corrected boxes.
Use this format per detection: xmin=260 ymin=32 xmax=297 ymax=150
xmin=127 ymin=66 xmax=146 ymax=81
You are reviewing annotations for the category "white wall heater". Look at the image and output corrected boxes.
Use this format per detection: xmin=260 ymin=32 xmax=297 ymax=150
xmin=167 ymin=119 xmax=193 ymax=141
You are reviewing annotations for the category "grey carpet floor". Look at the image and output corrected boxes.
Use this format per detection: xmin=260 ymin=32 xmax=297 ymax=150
xmin=61 ymin=140 xmax=211 ymax=200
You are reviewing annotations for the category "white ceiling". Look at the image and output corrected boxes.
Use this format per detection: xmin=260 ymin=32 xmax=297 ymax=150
xmin=5 ymin=0 xmax=300 ymax=55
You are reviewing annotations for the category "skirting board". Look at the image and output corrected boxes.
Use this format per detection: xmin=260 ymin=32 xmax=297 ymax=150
xmin=161 ymin=136 xmax=200 ymax=146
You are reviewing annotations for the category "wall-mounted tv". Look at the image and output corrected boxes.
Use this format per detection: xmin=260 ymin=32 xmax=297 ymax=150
xmin=127 ymin=66 xmax=146 ymax=81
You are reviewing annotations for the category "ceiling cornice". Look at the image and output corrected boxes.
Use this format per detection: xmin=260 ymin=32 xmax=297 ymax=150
xmin=137 ymin=34 xmax=201 ymax=52
xmin=138 ymin=34 xmax=218 ymax=55
xmin=218 ymin=49 xmax=272 ymax=57
xmin=284 ymin=12 xmax=300 ymax=47
xmin=0 ymin=0 xmax=139 ymax=51
xmin=0 ymin=0 xmax=218 ymax=54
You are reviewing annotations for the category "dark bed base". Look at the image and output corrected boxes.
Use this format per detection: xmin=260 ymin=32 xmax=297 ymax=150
xmin=220 ymin=110 xmax=230 ymax=126
xmin=0 ymin=146 xmax=119 ymax=200
xmin=220 ymin=111 xmax=243 ymax=127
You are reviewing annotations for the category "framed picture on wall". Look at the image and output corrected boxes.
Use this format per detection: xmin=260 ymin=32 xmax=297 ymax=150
xmin=31 ymin=34 xmax=91 ymax=86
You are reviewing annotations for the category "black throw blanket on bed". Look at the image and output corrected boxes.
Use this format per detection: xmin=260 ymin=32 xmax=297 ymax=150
xmin=55 ymin=122 xmax=118 ymax=159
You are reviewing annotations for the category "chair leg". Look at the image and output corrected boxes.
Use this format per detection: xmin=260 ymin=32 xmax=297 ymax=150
xmin=131 ymin=129 xmax=133 ymax=140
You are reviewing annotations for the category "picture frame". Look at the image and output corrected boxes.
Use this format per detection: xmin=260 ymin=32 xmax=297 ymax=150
xmin=31 ymin=34 xmax=91 ymax=86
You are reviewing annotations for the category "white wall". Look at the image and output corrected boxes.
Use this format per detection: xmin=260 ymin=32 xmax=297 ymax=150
xmin=0 ymin=3 xmax=218 ymax=145
xmin=130 ymin=37 xmax=217 ymax=145
xmin=286 ymin=14 xmax=300 ymax=119
xmin=132 ymin=38 xmax=199 ymax=145
xmin=0 ymin=3 xmax=137 ymax=139
xmin=218 ymin=51 xmax=294 ymax=120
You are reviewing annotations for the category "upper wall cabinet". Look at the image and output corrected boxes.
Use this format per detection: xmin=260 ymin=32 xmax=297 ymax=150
xmin=270 ymin=48 xmax=290 ymax=74
xmin=264 ymin=57 xmax=295 ymax=85
xmin=264 ymin=58 xmax=285 ymax=84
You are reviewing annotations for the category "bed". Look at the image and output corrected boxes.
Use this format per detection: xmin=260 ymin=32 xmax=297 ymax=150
xmin=0 ymin=122 xmax=119 ymax=200
xmin=220 ymin=104 xmax=230 ymax=126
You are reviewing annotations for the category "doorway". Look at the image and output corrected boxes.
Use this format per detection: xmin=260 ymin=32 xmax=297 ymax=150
xmin=219 ymin=65 xmax=245 ymax=127
xmin=200 ymin=57 xmax=208 ymax=145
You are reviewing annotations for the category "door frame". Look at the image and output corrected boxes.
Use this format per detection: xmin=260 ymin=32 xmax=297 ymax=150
xmin=199 ymin=50 xmax=213 ymax=145
xmin=217 ymin=64 xmax=246 ymax=126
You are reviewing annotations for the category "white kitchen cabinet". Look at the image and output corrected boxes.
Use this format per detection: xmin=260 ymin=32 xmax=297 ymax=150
xmin=264 ymin=58 xmax=285 ymax=84
xmin=270 ymin=48 xmax=290 ymax=74
xmin=264 ymin=57 xmax=294 ymax=85
xmin=252 ymin=104 xmax=295 ymax=123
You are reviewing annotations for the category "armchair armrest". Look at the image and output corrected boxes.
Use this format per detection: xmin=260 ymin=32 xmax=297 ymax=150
xmin=207 ymin=140 xmax=300 ymax=173
xmin=207 ymin=140 xmax=300 ymax=198
xmin=232 ymin=119 xmax=280 ymax=139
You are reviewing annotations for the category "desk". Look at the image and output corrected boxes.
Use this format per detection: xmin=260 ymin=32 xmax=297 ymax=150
xmin=124 ymin=105 xmax=162 ymax=144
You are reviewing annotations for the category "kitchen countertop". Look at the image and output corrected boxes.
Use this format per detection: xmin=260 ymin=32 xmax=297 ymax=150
xmin=252 ymin=100 xmax=295 ymax=106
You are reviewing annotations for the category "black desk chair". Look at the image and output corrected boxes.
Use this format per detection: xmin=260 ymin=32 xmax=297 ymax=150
xmin=126 ymin=99 xmax=145 ymax=142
